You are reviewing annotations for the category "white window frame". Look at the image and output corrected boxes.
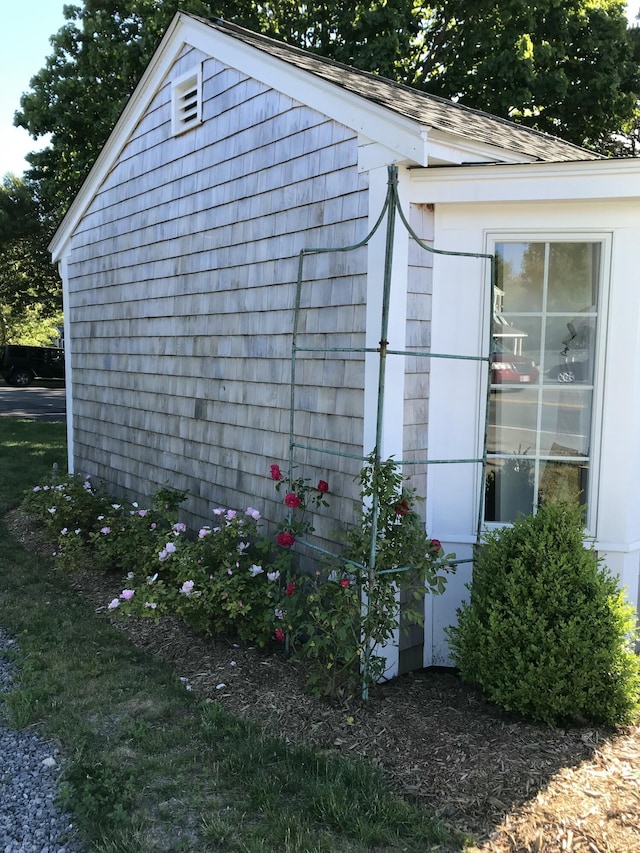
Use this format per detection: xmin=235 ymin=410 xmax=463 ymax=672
xmin=171 ymin=66 xmax=203 ymax=136
xmin=482 ymin=230 xmax=612 ymax=534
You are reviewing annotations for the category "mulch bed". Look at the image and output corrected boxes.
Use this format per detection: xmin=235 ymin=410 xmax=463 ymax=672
xmin=6 ymin=508 xmax=640 ymax=852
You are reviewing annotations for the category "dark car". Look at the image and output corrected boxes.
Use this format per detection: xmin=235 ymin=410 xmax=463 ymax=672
xmin=0 ymin=344 xmax=65 ymax=386
xmin=491 ymin=341 xmax=539 ymax=385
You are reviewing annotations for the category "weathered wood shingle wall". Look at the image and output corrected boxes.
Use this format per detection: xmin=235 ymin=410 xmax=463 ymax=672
xmin=403 ymin=203 xmax=434 ymax=511
xmin=66 ymin=45 xmax=368 ymax=533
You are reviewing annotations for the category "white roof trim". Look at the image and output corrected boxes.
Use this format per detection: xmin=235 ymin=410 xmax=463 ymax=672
xmin=408 ymin=158 xmax=640 ymax=204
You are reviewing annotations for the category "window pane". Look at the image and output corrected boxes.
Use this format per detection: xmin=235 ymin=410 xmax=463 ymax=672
xmin=543 ymin=315 xmax=596 ymax=385
xmin=496 ymin=242 xmax=544 ymax=312
xmin=547 ymin=243 xmax=600 ymax=313
xmin=493 ymin=316 xmax=542 ymax=369
xmin=540 ymin=388 xmax=592 ymax=457
xmin=486 ymin=239 xmax=600 ymax=523
xmin=538 ymin=460 xmax=588 ymax=506
xmin=488 ymin=389 xmax=538 ymax=455
xmin=485 ymin=457 xmax=535 ymax=523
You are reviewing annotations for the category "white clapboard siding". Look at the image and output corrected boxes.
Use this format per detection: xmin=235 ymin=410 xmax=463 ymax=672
xmin=66 ymin=44 xmax=368 ymax=536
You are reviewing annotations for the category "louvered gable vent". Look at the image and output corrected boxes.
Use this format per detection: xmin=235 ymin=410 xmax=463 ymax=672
xmin=171 ymin=67 xmax=202 ymax=135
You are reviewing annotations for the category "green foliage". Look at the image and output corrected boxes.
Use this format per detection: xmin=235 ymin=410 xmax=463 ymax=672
xmin=13 ymin=0 xmax=640 ymax=231
xmin=0 ymin=175 xmax=62 ymax=343
xmin=23 ymin=473 xmax=111 ymax=541
xmin=413 ymin=0 xmax=639 ymax=152
xmin=447 ymin=501 xmax=640 ymax=727
xmin=273 ymin=453 xmax=454 ymax=696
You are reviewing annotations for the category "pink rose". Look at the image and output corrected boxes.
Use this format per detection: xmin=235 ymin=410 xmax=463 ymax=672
xmin=284 ymin=492 xmax=301 ymax=508
xmin=317 ymin=480 xmax=329 ymax=493
xmin=270 ymin=464 xmax=283 ymax=481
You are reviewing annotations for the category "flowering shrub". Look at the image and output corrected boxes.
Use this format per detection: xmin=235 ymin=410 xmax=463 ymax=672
xmin=270 ymin=454 xmax=454 ymax=696
xmin=24 ymin=456 xmax=454 ymax=701
xmin=270 ymin=462 xmax=330 ymax=549
xmin=24 ymin=474 xmax=111 ymax=542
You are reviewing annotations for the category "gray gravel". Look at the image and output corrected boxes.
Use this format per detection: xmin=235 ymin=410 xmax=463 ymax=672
xmin=0 ymin=628 xmax=85 ymax=853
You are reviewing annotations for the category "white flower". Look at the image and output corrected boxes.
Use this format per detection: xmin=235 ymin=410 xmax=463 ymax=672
xmin=107 ymin=598 xmax=120 ymax=610
xmin=180 ymin=580 xmax=195 ymax=596
xmin=267 ymin=571 xmax=280 ymax=582
xmin=248 ymin=564 xmax=263 ymax=577
xmin=144 ymin=602 xmax=157 ymax=610
xmin=237 ymin=541 xmax=249 ymax=553
xmin=146 ymin=573 xmax=158 ymax=584
xmin=126 ymin=572 xmax=135 ymax=579
xmin=111 ymin=503 xmax=121 ymax=510
xmin=47 ymin=507 xmax=56 ymax=515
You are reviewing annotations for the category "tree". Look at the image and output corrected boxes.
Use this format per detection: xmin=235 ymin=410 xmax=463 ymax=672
xmin=0 ymin=175 xmax=62 ymax=345
xmin=13 ymin=1 xmax=640 ymax=225
xmin=412 ymin=0 xmax=639 ymax=152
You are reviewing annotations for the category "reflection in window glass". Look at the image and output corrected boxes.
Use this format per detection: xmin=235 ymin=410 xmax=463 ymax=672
xmin=486 ymin=240 xmax=600 ymax=523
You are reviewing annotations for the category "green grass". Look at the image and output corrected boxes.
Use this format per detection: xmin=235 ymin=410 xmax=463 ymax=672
xmin=0 ymin=418 xmax=67 ymax=514
xmin=0 ymin=418 xmax=467 ymax=852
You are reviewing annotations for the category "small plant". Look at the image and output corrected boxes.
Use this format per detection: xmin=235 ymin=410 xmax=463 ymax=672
xmin=447 ymin=501 xmax=640 ymax=727
xmin=23 ymin=474 xmax=111 ymax=540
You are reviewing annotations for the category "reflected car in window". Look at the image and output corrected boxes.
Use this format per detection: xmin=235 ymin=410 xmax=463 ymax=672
xmin=491 ymin=341 xmax=539 ymax=385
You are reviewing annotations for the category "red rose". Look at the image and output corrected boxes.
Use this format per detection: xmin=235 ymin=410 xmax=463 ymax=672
xmin=430 ymin=539 xmax=442 ymax=552
xmin=395 ymin=500 xmax=410 ymax=515
xmin=286 ymin=581 xmax=295 ymax=596
xmin=270 ymin=464 xmax=283 ymax=481
xmin=317 ymin=480 xmax=329 ymax=493
xmin=284 ymin=492 xmax=301 ymax=508
xmin=274 ymin=627 xmax=285 ymax=643
xmin=277 ymin=532 xmax=295 ymax=548
xmin=339 ymin=579 xmax=350 ymax=588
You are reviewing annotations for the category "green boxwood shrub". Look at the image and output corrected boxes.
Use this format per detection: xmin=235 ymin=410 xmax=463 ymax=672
xmin=446 ymin=501 xmax=640 ymax=727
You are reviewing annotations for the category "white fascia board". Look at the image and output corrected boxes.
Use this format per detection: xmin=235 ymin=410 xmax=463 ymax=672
xmin=425 ymin=129 xmax=537 ymax=166
xmin=49 ymin=14 xmax=187 ymax=261
xmin=408 ymin=158 xmax=640 ymax=204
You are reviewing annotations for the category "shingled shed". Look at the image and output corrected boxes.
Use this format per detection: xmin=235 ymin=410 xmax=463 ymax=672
xmin=50 ymin=11 xmax=640 ymax=672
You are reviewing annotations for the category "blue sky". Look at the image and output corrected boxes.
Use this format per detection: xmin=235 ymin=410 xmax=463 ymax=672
xmin=1 ymin=2 xmax=638 ymax=180
xmin=1 ymin=0 xmax=67 ymax=178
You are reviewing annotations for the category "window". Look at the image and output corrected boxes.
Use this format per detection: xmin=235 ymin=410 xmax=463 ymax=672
xmin=485 ymin=240 xmax=602 ymax=523
xmin=171 ymin=67 xmax=202 ymax=135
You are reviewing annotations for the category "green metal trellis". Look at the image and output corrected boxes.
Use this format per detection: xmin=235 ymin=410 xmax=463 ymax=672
xmin=288 ymin=164 xmax=496 ymax=697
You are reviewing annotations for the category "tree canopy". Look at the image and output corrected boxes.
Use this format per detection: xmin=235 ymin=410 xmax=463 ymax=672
xmin=0 ymin=175 xmax=62 ymax=345
xmin=11 ymin=0 xmax=640 ymax=222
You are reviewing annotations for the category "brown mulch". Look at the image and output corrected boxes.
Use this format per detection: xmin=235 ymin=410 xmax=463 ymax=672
xmin=6 ymin=508 xmax=640 ymax=853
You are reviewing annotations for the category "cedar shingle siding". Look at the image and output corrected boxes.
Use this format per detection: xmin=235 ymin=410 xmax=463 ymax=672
xmin=66 ymin=45 xmax=368 ymax=530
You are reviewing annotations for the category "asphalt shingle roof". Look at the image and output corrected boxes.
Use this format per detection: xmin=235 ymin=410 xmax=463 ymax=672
xmin=198 ymin=15 xmax=600 ymax=164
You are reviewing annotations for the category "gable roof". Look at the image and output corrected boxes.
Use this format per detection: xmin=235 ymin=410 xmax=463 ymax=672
xmin=51 ymin=11 xmax=602 ymax=261
xmin=198 ymin=15 xmax=600 ymax=165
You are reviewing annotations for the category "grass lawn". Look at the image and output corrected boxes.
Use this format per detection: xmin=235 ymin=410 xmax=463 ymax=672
xmin=0 ymin=418 xmax=465 ymax=852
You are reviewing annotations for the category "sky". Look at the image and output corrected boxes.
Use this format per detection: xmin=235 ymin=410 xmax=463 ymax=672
xmin=1 ymin=2 xmax=639 ymax=181
xmin=1 ymin=0 xmax=68 ymax=179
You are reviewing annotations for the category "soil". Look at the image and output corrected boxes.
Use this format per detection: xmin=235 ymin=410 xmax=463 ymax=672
xmin=6 ymin=508 xmax=640 ymax=853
